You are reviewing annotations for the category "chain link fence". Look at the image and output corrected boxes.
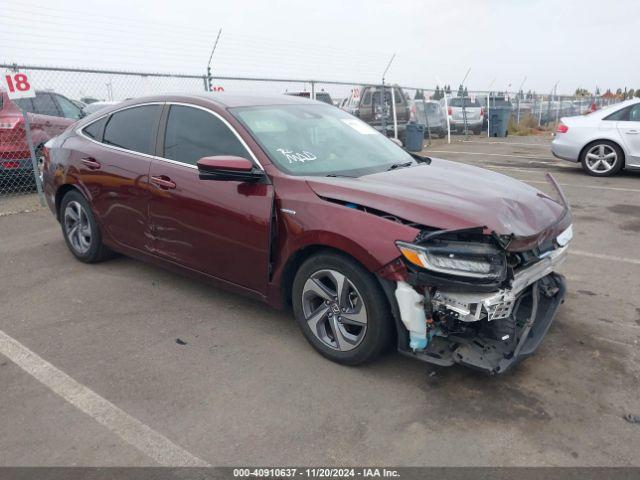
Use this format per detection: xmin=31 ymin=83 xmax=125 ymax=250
xmin=1 ymin=63 xmax=628 ymax=208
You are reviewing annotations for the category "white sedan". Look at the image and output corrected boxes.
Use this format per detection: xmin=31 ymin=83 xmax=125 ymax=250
xmin=551 ymin=98 xmax=640 ymax=176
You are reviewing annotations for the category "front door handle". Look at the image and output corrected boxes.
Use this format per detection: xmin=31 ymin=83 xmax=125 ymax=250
xmin=81 ymin=157 xmax=101 ymax=169
xmin=150 ymin=175 xmax=176 ymax=190
xmin=625 ymin=130 xmax=639 ymax=134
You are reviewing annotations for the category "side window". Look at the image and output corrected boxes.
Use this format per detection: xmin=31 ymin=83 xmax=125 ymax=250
xmin=32 ymin=93 xmax=60 ymax=117
xmin=55 ymin=94 xmax=83 ymax=120
xmin=163 ymin=105 xmax=249 ymax=166
xmin=628 ymin=105 xmax=640 ymax=122
xmin=394 ymin=89 xmax=404 ymax=104
xmin=82 ymin=116 xmax=108 ymax=141
xmin=103 ymin=105 xmax=161 ymax=155
xmin=361 ymin=91 xmax=371 ymax=106
xmin=604 ymin=106 xmax=630 ymax=121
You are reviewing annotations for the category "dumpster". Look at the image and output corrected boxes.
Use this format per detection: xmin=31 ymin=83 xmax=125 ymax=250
xmin=488 ymin=98 xmax=512 ymax=137
xmin=404 ymin=122 xmax=425 ymax=151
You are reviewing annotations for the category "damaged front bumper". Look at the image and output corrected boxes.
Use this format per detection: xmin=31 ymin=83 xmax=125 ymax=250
xmin=389 ymin=243 xmax=569 ymax=375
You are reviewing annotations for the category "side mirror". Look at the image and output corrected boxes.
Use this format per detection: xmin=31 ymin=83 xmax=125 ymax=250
xmin=197 ymin=156 xmax=264 ymax=182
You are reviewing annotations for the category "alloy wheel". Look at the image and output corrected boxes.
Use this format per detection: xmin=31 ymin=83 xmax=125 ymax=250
xmin=585 ymin=144 xmax=617 ymax=173
xmin=301 ymin=269 xmax=368 ymax=351
xmin=63 ymin=200 xmax=92 ymax=255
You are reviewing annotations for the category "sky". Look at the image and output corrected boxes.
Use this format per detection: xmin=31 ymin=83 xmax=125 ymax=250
xmin=1 ymin=0 xmax=638 ymax=97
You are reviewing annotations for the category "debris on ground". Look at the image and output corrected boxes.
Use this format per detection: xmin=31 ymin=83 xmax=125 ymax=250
xmin=175 ymin=338 xmax=187 ymax=346
xmin=623 ymin=414 xmax=640 ymax=424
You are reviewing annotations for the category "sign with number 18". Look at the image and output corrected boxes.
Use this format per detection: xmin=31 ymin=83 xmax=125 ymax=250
xmin=3 ymin=72 xmax=36 ymax=99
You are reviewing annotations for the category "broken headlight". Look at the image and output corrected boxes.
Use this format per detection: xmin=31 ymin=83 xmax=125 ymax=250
xmin=396 ymin=240 xmax=507 ymax=280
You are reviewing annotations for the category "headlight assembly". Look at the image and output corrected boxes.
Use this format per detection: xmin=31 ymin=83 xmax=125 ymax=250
xmin=396 ymin=240 xmax=507 ymax=281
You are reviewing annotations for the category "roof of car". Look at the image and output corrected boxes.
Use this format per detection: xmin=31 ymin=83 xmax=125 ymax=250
xmin=126 ymin=93 xmax=321 ymax=108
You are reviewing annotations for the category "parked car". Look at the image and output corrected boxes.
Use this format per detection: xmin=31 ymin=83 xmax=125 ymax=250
xmin=43 ymin=93 xmax=572 ymax=375
xmin=343 ymin=85 xmax=410 ymax=140
xmin=70 ymin=99 xmax=87 ymax=111
xmin=285 ymin=91 xmax=333 ymax=105
xmin=1 ymin=89 xmax=82 ymax=181
xmin=409 ymin=99 xmax=446 ymax=138
xmin=552 ymin=98 xmax=640 ymax=176
xmin=441 ymin=96 xmax=484 ymax=134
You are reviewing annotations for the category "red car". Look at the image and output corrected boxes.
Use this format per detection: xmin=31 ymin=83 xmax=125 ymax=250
xmin=1 ymin=89 xmax=83 ymax=181
xmin=42 ymin=94 xmax=573 ymax=374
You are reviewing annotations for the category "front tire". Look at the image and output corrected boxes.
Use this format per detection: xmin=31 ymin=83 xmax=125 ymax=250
xmin=60 ymin=190 xmax=112 ymax=263
xmin=580 ymin=141 xmax=624 ymax=177
xmin=292 ymin=252 xmax=392 ymax=365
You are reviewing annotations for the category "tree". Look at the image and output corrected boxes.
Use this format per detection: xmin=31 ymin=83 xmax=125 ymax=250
xmin=595 ymin=86 xmax=601 ymax=96
xmin=432 ymin=86 xmax=443 ymax=100
xmin=628 ymin=89 xmax=635 ymax=99
xmin=635 ymin=89 xmax=640 ymax=98
xmin=456 ymin=84 xmax=464 ymax=97
xmin=414 ymin=89 xmax=424 ymax=100
xmin=463 ymin=87 xmax=469 ymax=97
xmin=575 ymin=87 xmax=591 ymax=96
xmin=445 ymin=85 xmax=451 ymax=94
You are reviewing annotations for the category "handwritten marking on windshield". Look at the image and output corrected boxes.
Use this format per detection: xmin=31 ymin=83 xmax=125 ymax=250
xmin=277 ymin=149 xmax=317 ymax=163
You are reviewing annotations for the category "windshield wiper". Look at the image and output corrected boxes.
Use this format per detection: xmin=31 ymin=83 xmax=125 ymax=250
xmin=325 ymin=173 xmax=355 ymax=178
xmin=386 ymin=161 xmax=414 ymax=171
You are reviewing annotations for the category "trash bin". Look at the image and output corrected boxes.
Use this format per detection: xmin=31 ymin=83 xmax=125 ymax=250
xmin=404 ymin=122 xmax=425 ymax=151
xmin=488 ymin=104 xmax=512 ymax=137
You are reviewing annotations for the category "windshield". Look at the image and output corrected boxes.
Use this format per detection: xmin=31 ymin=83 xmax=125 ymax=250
xmin=231 ymin=104 xmax=415 ymax=177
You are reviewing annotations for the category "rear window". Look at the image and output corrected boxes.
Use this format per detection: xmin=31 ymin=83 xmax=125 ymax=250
xmin=425 ymin=103 xmax=439 ymax=113
xmin=315 ymin=93 xmax=332 ymax=104
xmin=33 ymin=93 xmax=60 ymax=116
xmin=449 ymin=98 xmax=480 ymax=108
xmin=371 ymin=89 xmax=404 ymax=105
xmin=13 ymin=98 xmax=35 ymax=113
xmin=103 ymin=105 xmax=160 ymax=155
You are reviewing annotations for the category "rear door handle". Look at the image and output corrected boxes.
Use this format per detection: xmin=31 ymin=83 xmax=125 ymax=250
xmin=625 ymin=130 xmax=639 ymax=134
xmin=81 ymin=157 xmax=101 ymax=169
xmin=150 ymin=175 xmax=176 ymax=189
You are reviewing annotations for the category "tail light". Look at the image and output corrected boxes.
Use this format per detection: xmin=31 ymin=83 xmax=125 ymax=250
xmin=447 ymin=107 xmax=452 ymax=116
xmin=0 ymin=117 xmax=23 ymax=130
xmin=409 ymin=105 xmax=416 ymax=122
xmin=556 ymin=123 xmax=569 ymax=133
xmin=480 ymin=107 xmax=484 ymax=117
xmin=1 ymin=161 xmax=20 ymax=169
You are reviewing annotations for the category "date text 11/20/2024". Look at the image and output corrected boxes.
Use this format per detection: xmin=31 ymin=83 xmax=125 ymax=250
xmin=233 ymin=468 xmax=400 ymax=477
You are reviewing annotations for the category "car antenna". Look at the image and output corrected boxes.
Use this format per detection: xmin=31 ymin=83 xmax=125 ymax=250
xmin=206 ymin=28 xmax=223 ymax=92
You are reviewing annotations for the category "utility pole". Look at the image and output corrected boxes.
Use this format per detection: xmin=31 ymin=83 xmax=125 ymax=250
xmin=380 ymin=53 xmax=395 ymax=137
xmin=516 ymin=76 xmax=527 ymax=124
xmin=486 ymin=78 xmax=496 ymax=138
xmin=459 ymin=68 xmax=471 ymax=139
xmin=206 ymin=28 xmax=223 ymax=92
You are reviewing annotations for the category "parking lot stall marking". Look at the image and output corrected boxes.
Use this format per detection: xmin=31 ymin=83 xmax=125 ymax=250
xmin=459 ymin=140 xmax=553 ymax=147
xmin=0 ymin=329 xmax=210 ymax=467
xmin=426 ymin=149 xmax=556 ymax=160
xmin=569 ymin=250 xmax=640 ymax=266
xmin=510 ymin=177 xmax=640 ymax=193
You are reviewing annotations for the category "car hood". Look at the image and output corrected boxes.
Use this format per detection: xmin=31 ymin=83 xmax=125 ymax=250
xmin=306 ymin=158 xmax=568 ymax=243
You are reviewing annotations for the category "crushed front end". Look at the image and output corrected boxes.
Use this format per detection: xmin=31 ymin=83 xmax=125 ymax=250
xmin=381 ymin=177 xmax=572 ymax=375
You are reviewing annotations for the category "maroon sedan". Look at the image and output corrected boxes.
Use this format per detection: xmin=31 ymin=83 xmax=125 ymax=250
xmin=42 ymin=94 xmax=572 ymax=374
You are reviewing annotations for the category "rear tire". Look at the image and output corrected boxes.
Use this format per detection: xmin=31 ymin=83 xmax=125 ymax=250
xmin=580 ymin=140 xmax=624 ymax=177
xmin=292 ymin=252 xmax=392 ymax=365
xmin=60 ymin=190 xmax=113 ymax=263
